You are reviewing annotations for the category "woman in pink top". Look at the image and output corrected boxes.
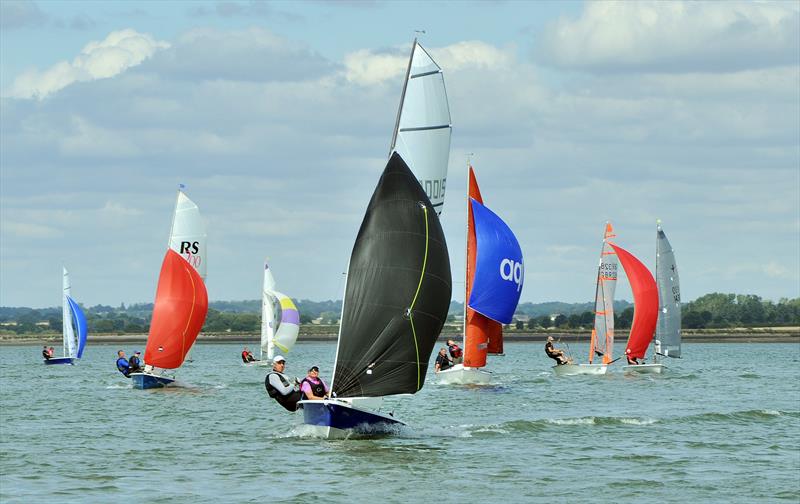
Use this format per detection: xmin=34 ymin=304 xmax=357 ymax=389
xmin=300 ymin=366 xmax=330 ymax=400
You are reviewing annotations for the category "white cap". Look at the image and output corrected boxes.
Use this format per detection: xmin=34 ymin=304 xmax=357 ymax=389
xmin=273 ymin=355 xmax=286 ymax=364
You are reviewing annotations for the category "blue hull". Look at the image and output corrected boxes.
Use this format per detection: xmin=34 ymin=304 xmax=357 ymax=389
xmin=130 ymin=372 xmax=175 ymax=389
xmin=300 ymin=400 xmax=405 ymax=437
xmin=44 ymin=357 xmax=75 ymax=365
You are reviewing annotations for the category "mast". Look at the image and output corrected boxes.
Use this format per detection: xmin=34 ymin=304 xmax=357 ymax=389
xmin=328 ymin=264 xmax=349 ymax=394
xmin=462 ymin=153 xmax=473 ymax=347
xmin=653 ymin=220 xmax=660 ymax=364
xmin=389 ymin=38 xmax=416 ymax=156
xmin=62 ymin=267 xmax=73 ymax=358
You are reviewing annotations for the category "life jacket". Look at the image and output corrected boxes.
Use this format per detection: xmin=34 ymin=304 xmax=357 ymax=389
xmin=241 ymin=351 xmax=249 ymax=363
xmin=448 ymin=344 xmax=463 ymax=359
xmin=42 ymin=350 xmax=50 ymax=360
xmin=545 ymin=342 xmax=559 ymax=358
xmin=301 ymin=377 xmax=326 ymax=399
xmin=129 ymin=356 xmax=141 ymax=370
xmin=265 ymin=372 xmax=302 ymax=412
xmin=116 ymin=357 xmax=130 ymax=376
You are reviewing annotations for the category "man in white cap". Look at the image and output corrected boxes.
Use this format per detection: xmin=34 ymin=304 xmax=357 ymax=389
xmin=264 ymin=355 xmax=303 ymax=411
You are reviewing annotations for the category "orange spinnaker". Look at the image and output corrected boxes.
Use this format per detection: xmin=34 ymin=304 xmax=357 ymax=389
xmin=144 ymin=249 xmax=209 ymax=369
xmin=609 ymin=243 xmax=658 ymax=360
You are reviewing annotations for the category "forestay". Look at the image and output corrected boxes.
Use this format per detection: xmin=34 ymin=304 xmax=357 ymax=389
xmin=331 ymin=152 xmax=452 ymax=398
xmin=655 ymin=223 xmax=681 ymax=358
xmin=389 ymin=40 xmax=452 ymax=214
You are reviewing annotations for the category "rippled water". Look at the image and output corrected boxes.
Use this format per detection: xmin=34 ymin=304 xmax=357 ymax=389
xmin=1 ymin=342 xmax=798 ymax=503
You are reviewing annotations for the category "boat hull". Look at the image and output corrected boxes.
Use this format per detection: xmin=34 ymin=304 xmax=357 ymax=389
xmin=130 ymin=372 xmax=175 ymax=389
xmin=44 ymin=357 xmax=75 ymax=365
xmin=622 ymin=363 xmax=665 ymax=374
xmin=552 ymin=363 xmax=608 ymax=376
xmin=298 ymin=399 xmax=405 ymax=439
xmin=436 ymin=364 xmax=491 ymax=385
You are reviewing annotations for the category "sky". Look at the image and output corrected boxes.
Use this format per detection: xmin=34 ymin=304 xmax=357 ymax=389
xmin=1 ymin=0 xmax=798 ymax=309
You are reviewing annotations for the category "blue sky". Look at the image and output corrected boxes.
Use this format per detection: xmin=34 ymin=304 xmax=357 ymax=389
xmin=1 ymin=0 xmax=798 ymax=308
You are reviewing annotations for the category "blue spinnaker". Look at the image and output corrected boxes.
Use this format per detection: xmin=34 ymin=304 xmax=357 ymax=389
xmin=67 ymin=296 xmax=88 ymax=359
xmin=467 ymin=199 xmax=524 ymax=324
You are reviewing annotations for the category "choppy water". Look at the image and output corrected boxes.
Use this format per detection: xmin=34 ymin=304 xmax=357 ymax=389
xmin=1 ymin=342 xmax=798 ymax=503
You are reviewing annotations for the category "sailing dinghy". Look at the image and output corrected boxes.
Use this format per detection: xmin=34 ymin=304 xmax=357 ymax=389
xmin=131 ymin=188 xmax=209 ymax=389
xmin=609 ymin=243 xmax=660 ymax=375
xmin=625 ymin=222 xmax=681 ymax=374
xmin=553 ymin=223 xmax=617 ymax=376
xmin=44 ymin=268 xmax=88 ymax=365
xmin=252 ymin=261 xmax=300 ymax=366
xmin=389 ymin=38 xmax=452 ymax=215
xmin=438 ymin=164 xmax=523 ymax=384
xmin=298 ymin=153 xmax=452 ymax=438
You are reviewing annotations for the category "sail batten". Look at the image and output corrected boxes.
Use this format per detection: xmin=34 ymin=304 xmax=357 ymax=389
xmin=331 ymin=152 xmax=452 ymax=399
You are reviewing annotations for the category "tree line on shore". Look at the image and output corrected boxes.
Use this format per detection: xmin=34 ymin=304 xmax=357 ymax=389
xmin=0 ymin=293 xmax=796 ymax=335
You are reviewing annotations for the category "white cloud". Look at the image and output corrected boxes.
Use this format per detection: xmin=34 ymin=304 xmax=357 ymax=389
xmin=8 ymin=29 xmax=169 ymax=99
xmin=538 ymin=1 xmax=800 ymax=73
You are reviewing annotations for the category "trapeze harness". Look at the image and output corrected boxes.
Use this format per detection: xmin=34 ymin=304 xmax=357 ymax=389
xmin=300 ymin=377 xmax=326 ymax=400
xmin=265 ymin=372 xmax=303 ymax=412
xmin=545 ymin=342 xmax=567 ymax=365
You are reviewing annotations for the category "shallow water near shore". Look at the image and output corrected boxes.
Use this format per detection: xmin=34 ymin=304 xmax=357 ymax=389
xmin=1 ymin=342 xmax=798 ymax=503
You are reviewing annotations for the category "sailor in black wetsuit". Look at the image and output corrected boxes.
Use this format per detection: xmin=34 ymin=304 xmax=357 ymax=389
xmin=42 ymin=345 xmax=51 ymax=361
xmin=128 ymin=351 xmax=143 ymax=374
xmin=265 ymin=356 xmax=303 ymax=411
xmin=545 ymin=336 xmax=569 ymax=365
xmin=434 ymin=348 xmax=453 ymax=373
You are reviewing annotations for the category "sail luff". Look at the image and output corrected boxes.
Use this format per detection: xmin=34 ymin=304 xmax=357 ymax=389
xmin=590 ymin=223 xmax=617 ymax=364
xmin=261 ymin=262 xmax=276 ymax=359
xmin=389 ymin=38 xmax=416 ymax=156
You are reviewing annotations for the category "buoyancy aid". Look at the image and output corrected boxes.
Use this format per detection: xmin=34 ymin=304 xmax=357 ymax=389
xmin=300 ymin=377 xmax=326 ymax=399
xmin=116 ymin=357 xmax=130 ymax=376
xmin=265 ymin=372 xmax=302 ymax=412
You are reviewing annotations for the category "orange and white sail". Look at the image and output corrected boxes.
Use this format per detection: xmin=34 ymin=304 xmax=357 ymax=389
xmin=589 ymin=222 xmax=618 ymax=364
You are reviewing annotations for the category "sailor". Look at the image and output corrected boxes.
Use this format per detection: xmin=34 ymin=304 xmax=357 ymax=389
xmin=128 ymin=351 xmax=143 ymax=374
xmin=47 ymin=347 xmax=55 ymax=358
xmin=545 ymin=336 xmax=570 ymax=365
xmin=42 ymin=345 xmax=51 ymax=360
xmin=625 ymin=348 xmax=642 ymax=365
xmin=264 ymin=356 xmax=303 ymax=411
xmin=300 ymin=366 xmax=329 ymax=400
xmin=241 ymin=347 xmax=257 ymax=363
xmin=115 ymin=350 xmax=131 ymax=377
xmin=434 ymin=347 xmax=453 ymax=373
xmin=446 ymin=339 xmax=463 ymax=365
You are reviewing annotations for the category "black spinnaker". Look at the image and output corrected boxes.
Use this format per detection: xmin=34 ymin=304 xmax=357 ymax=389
xmin=331 ymin=152 xmax=452 ymax=398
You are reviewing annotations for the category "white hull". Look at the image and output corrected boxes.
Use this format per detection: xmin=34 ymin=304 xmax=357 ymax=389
xmin=552 ymin=363 xmax=608 ymax=376
xmin=622 ymin=363 xmax=665 ymax=374
xmin=436 ymin=364 xmax=491 ymax=385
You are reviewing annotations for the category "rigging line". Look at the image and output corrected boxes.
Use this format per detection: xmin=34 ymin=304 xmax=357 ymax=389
xmin=408 ymin=204 xmax=430 ymax=390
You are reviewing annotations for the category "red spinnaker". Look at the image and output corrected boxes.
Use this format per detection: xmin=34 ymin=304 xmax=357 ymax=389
xmin=609 ymin=243 xmax=658 ymax=360
xmin=464 ymin=166 xmax=503 ymax=367
xmin=144 ymin=249 xmax=209 ymax=369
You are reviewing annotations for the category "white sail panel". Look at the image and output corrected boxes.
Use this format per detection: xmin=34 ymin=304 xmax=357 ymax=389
xmin=62 ymin=267 xmax=76 ymax=358
xmin=272 ymin=291 xmax=300 ymax=354
xmin=391 ymin=41 xmax=452 ymax=214
xmin=655 ymin=224 xmax=681 ymax=358
xmin=168 ymin=191 xmax=207 ymax=280
xmin=261 ymin=263 xmax=277 ymax=359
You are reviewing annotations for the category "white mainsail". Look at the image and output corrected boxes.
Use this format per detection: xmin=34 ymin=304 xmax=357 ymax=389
xmin=261 ymin=261 xmax=299 ymax=360
xmin=590 ymin=222 xmax=618 ymax=364
xmin=168 ymin=190 xmax=207 ymax=280
xmin=389 ymin=39 xmax=452 ymax=215
xmin=655 ymin=222 xmax=681 ymax=358
xmin=62 ymin=267 xmax=76 ymax=358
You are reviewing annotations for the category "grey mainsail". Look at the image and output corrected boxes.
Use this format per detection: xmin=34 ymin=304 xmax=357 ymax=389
xmin=655 ymin=222 xmax=681 ymax=358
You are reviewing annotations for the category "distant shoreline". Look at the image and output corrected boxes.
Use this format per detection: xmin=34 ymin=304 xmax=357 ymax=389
xmin=3 ymin=327 xmax=797 ymax=345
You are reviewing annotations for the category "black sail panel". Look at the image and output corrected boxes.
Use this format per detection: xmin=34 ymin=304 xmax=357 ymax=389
xmin=333 ymin=152 xmax=452 ymax=398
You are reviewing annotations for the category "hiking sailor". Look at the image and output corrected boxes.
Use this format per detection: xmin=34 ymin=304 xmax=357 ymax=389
xmin=264 ymin=355 xmax=303 ymax=411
